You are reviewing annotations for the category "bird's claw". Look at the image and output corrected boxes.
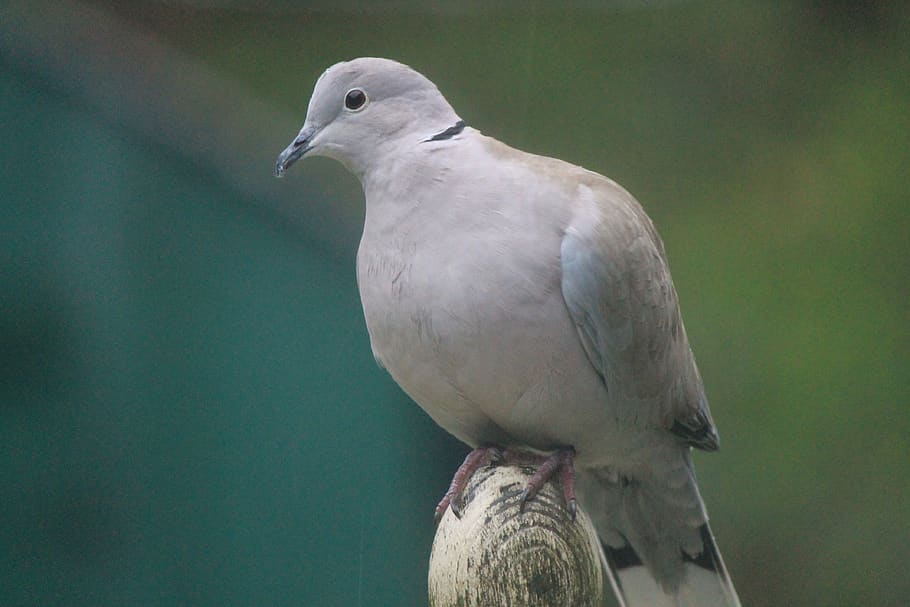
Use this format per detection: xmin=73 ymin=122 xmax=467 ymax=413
xmin=518 ymin=488 xmax=530 ymax=512
xmin=433 ymin=495 xmax=450 ymax=524
xmin=566 ymin=498 xmax=578 ymax=520
xmin=450 ymin=496 xmax=464 ymax=519
xmin=434 ymin=446 xmax=500 ymax=524
xmin=435 ymin=446 xmax=577 ymax=522
xmin=516 ymin=447 xmax=577 ymax=517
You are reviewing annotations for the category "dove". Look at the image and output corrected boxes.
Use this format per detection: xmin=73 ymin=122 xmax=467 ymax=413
xmin=276 ymin=57 xmax=741 ymax=607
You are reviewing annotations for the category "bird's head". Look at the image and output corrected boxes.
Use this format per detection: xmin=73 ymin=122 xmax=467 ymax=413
xmin=275 ymin=57 xmax=461 ymax=179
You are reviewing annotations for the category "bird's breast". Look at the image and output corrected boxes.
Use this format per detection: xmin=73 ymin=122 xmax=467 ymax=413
xmin=355 ymin=216 xmax=612 ymax=453
xmin=357 ymin=226 xmax=557 ymax=387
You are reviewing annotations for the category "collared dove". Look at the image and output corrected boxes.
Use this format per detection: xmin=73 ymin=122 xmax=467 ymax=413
xmin=276 ymin=57 xmax=741 ymax=607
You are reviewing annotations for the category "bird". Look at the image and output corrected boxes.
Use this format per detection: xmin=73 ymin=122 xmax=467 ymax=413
xmin=276 ymin=57 xmax=741 ymax=607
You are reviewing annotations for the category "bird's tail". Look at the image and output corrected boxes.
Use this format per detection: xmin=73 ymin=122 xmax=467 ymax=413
xmin=577 ymin=463 xmax=742 ymax=607
xmin=600 ymin=522 xmax=741 ymax=607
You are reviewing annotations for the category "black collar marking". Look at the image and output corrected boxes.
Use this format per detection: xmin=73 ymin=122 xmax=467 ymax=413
xmin=424 ymin=120 xmax=466 ymax=142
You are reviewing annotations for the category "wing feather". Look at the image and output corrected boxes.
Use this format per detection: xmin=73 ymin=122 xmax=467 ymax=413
xmin=559 ymin=181 xmax=718 ymax=449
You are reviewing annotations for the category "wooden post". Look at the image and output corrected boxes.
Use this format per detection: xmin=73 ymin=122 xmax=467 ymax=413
xmin=429 ymin=465 xmax=604 ymax=607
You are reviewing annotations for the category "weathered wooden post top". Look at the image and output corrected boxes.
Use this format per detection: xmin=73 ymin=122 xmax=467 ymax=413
xmin=429 ymin=465 xmax=605 ymax=607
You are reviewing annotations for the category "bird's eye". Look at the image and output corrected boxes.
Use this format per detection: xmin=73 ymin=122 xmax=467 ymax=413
xmin=344 ymin=88 xmax=367 ymax=111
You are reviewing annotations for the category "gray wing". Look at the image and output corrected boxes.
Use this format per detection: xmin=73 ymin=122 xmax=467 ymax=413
xmin=560 ymin=184 xmax=718 ymax=450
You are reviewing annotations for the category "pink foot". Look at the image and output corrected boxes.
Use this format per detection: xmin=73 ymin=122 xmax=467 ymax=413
xmin=514 ymin=448 xmax=577 ymax=519
xmin=434 ymin=446 xmax=578 ymax=523
xmin=434 ymin=446 xmax=501 ymax=523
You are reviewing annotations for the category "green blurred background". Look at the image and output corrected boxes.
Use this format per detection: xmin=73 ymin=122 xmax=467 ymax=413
xmin=2 ymin=1 xmax=908 ymax=606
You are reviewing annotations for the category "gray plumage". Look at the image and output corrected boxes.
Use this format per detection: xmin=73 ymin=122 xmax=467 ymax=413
xmin=276 ymin=57 xmax=741 ymax=607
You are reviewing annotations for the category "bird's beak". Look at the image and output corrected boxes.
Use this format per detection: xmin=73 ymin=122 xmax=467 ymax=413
xmin=275 ymin=125 xmax=317 ymax=177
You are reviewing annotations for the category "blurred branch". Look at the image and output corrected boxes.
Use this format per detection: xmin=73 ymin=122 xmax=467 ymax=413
xmin=0 ymin=0 xmax=360 ymax=260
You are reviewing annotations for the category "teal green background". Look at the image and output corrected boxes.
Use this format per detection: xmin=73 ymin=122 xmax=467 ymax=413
xmin=2 ymin=2 xmax=908 ymax=606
